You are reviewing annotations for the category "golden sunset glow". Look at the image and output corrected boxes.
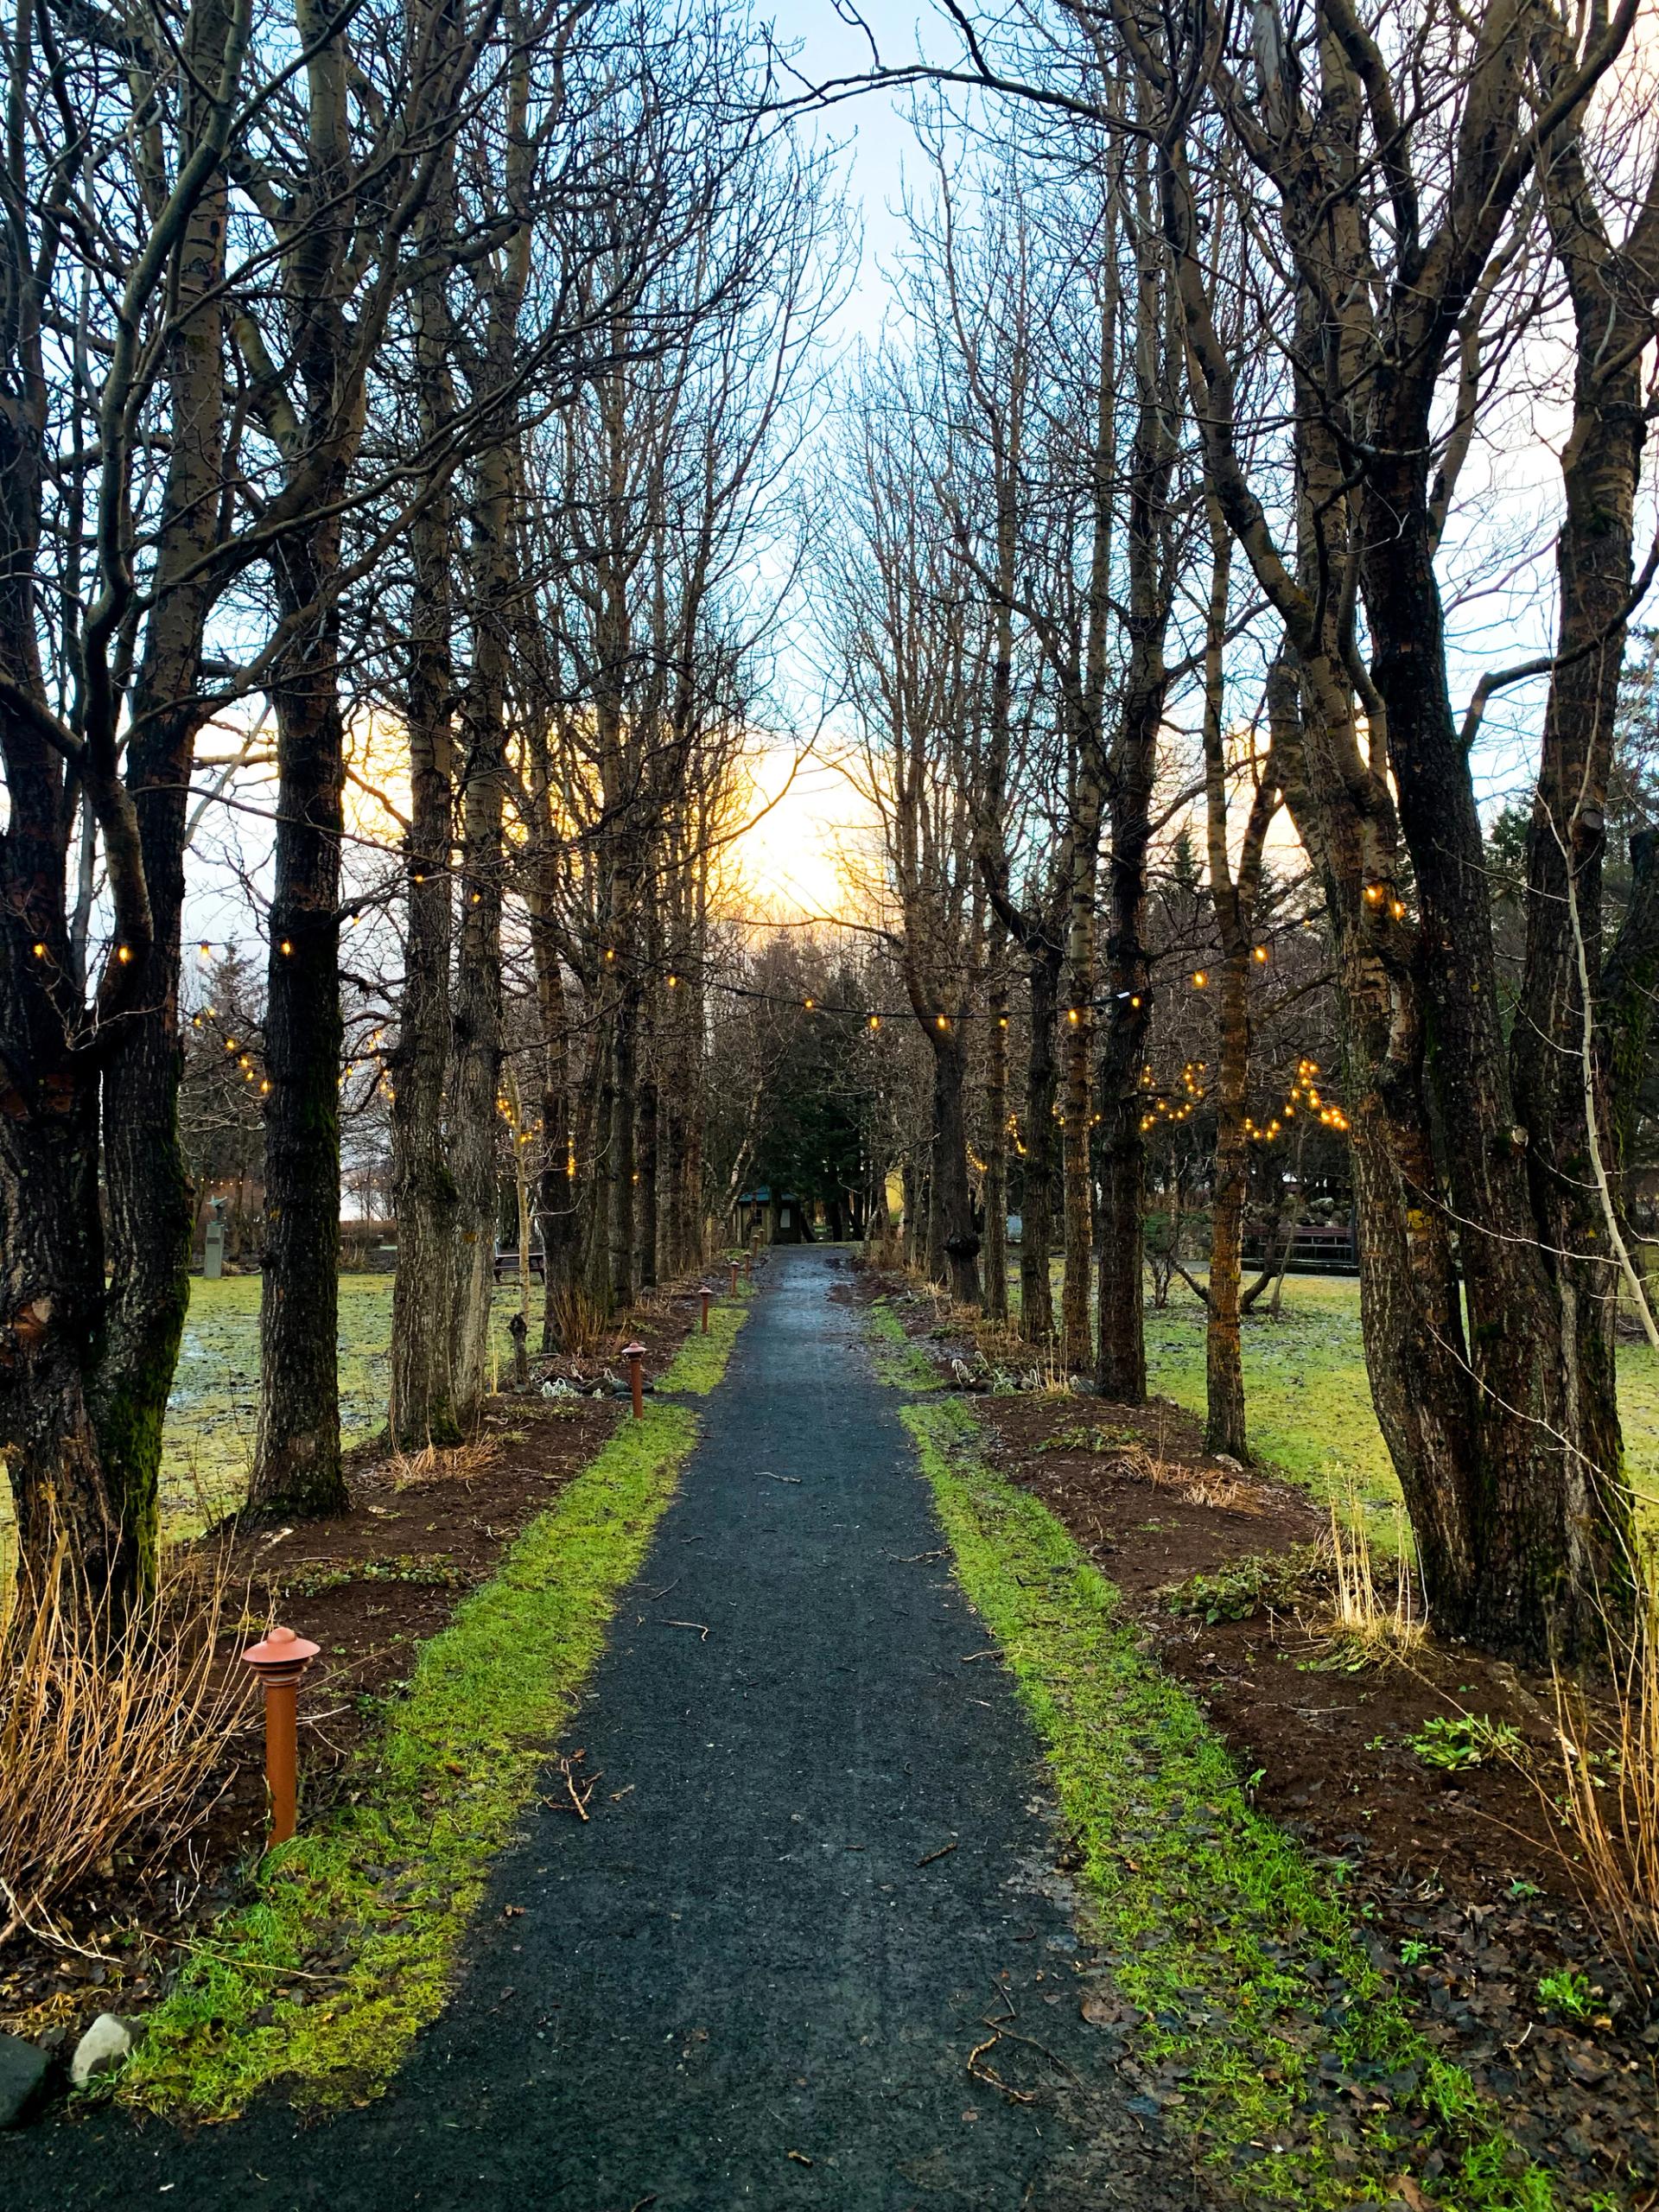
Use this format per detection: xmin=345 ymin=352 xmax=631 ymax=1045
xmin=720 ymin=749 xmax=880 ymax=922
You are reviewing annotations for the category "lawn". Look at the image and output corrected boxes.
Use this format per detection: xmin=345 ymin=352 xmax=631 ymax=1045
xmin=0 ymin=1276 xmax=549 ymax=1589
xmin=1138 ymin=1272 xmax=1659 ymax=1540
xmin=161 ymin=1274 xmax=556 ymax=1532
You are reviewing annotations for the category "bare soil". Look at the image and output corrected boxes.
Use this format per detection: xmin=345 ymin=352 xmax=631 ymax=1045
xmin=854 ymin=1265 xmax=1659 ymax=2209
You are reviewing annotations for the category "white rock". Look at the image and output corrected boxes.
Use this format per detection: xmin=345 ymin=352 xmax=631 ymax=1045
xmin=69 ymin=2014 xmax=132 ymax=2089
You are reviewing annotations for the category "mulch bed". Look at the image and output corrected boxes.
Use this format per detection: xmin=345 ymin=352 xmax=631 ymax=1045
xmin=855 ymin=1265 xmax=1659 ymax=2209
xmin=0 ymin=1279 xmax=711 ymax=2061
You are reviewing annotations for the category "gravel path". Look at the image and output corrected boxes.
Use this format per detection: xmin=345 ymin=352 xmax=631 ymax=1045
xmin=3 ymin=1247 xmax=1214 ymax=2210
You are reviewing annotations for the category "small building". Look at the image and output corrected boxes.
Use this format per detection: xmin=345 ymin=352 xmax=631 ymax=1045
xmin=734 ymin=1186 xmax=811 ymax=1245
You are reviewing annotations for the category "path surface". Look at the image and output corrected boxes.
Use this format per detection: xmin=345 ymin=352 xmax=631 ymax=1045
xmin=3 ymin=1249 xmax=1211 ymax=2211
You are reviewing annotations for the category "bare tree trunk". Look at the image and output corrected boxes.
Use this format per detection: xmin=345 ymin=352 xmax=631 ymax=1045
xmin=1020 ymin=947 xmax=1061 ymax=1340
xmin=251 ymin=531 xmax=347 ymax=1515
xmin=607 ymin=939 xmax=641 ymax=1313
xmin=637 ymin=975 xmax=659 ymax=1289
xmin=448 ymin=702 xmax=505 ymax=1422
xmin=98 ymin=21 xmax=234 ymax=1572
xmin=530 ymin=903 xmax=579 ymax=1344
xmin=389 ymin=242 xmax=459 ymax=1448
xmin=982 ymin=927 xmax=1010 ymax=1322
xmin=927 ymin=1023 xmax=981 ymax=1304
xmin=1096 ymin=157 xmax=1176 ymax=1401
xmin=1059 ymin=790 xmax=1099 ymax=1366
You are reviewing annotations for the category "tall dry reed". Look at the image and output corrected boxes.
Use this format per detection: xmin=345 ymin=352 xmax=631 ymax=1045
xmin=1552 ymin=1541 xmax=1659 ymax=1974
xmin=0 ymin=1539 xmax=251 ymax=1946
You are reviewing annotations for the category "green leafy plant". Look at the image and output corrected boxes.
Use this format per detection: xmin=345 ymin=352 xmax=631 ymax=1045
xmin=1407 ymin=1713 xmax=1522 ymax=1772
xmin=1535 ymin=1968 xmax=1592 ymax=2020
xmin=1163 ymin=1544 xmax=1324 ymax=1624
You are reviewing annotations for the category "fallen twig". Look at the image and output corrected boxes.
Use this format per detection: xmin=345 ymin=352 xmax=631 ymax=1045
xmin=917 ymin=1838 xmax=958 ymax=1867
xmin=543 ymin=1751 xmax=599 ymax=1821
xmin=966 ymin=2031 xmax=1038 ymax=2105
xmin=663 ymin=1619 xmax=710 ymax=1640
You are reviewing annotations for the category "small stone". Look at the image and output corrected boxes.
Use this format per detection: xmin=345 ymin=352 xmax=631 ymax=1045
xmin=0 ymin=2031 xmax=51 ymax=2128
xmin=69 ymin=2013 xmax=133 ymax=2089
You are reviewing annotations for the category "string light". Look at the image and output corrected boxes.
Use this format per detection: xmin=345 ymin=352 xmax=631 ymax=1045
xmin=1253 ymin=944 xmax=1269 ymax=963
xmin=279 ymin=939 xmax=293 ymax=956
xmin=1192 ymin=969 xmax=1207 ymax=988
xmin=116 ymin=944 xmax=132 ymax=963
xmin=32 ymin=941 xmax=47 ymax=958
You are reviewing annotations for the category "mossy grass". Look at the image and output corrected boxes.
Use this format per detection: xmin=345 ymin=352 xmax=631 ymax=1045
xmin=665 ymin=1293 xmax=749 ymax=1395
xmin=899 ymin=1389 xmax=1562 ymax=2211
xmin=865 ymin=1296 xmax=944 ymax=1393
xmin=121 ymin=1306 xmax=747 ymax=2120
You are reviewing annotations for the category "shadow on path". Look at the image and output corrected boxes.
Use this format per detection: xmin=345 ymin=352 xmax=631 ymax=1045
xmin=2 ymin=1248 xmax=1214 ymax=2210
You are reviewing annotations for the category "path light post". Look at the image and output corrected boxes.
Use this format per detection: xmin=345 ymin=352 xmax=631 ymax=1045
xmin=744 ymin=1245 xmax=753 ymax=1281
xmin=729 ymin=1258 xmax=740 ymax=1296
xmin=623 ymin=1341 xmax=646 ymax=1419
xmin=699 ymin=1286 xmax=712 ymax=1333
xmin=241 ymin=1624 xmax=321 ymax=1846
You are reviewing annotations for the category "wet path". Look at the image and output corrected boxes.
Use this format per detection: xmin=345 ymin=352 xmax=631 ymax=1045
xmin=3 ymin=1249 xmax=1210 ymax=2211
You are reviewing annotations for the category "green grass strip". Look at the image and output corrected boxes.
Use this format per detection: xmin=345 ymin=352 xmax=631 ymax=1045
xmin=667 ymin=1289 xmax=750 ymax=1395
xmin=901 ymin=1392 xmax=1569 ymax=2212
xmin=865 ymin=1295 xmax=944 ymax=1392
xmin=123 ymin=1308 xmax=747 ymax=2120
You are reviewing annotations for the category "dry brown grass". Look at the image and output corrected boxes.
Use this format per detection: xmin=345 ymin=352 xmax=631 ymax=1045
xmin=0 ymin=1539 xmax=251 ymax=1948
xmin=1552 ymin=1541 xmax=1659 ymax=1973
xmin=1323 ymin=1482 xmax=1425 ymax=1656
xmin=544 ymin=1285 xmax=623 ymax=1358
xmin=385 ymin=1434 xmax=499 ymax=1489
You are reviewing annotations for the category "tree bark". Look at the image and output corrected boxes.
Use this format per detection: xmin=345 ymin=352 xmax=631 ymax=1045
xmin=389 ymin=234 xmax=460 ymax=1449
xmin=928 ymin=1022 xmax=981 ymax=1304
xmin=251 ymin=533 xmax=347 ymax=1515
xmin=982 ymin=931 xmax=1010 ymax=1323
